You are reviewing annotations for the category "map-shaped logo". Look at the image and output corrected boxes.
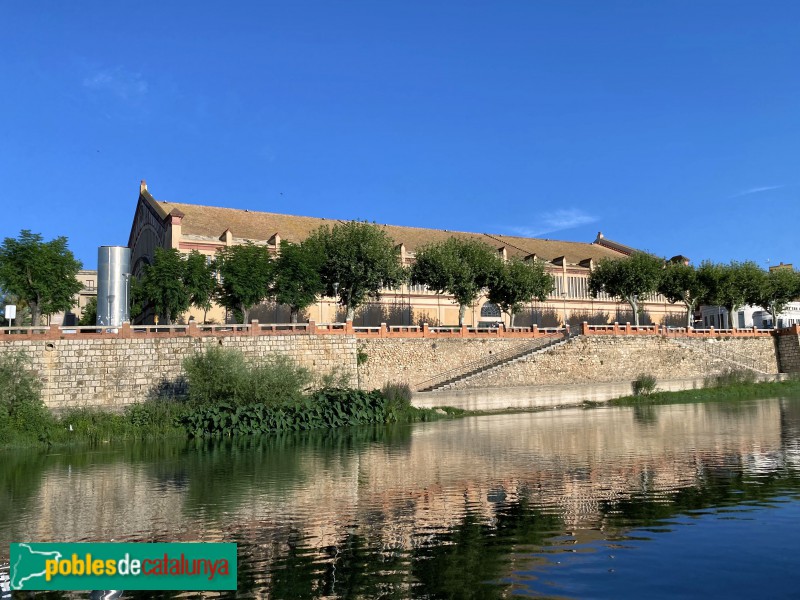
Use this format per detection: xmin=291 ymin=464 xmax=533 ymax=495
xmin=10 ymin=544 xmax=62 ymax=590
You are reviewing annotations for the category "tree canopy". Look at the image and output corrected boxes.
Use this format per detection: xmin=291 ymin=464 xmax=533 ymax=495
xmin=0 ymin=230 xmax=82 ymax=325
xmin=588 ymin=252 xmax=663 ymax=326
xmin=487 ymin=258 xmax=554 ymax=326
xmin=658 ymin=262 xmax=706 ymax=328
xmin=183 ymin=250 xmax=218 ymax=323
xmin=273 ymin=240 xmax=325 ymax=323
xmin=215 ymin=243 xmax=273 ymax=324
xmin=138 ymin=247 xmax=191 ymax=324
xmin=306 ymin=221 xmax=405 ymax=321
xmin=750 ymin=267 xmax=800 ymax=328
xmin=697 ymin=261 xmax=763 ymax=328
xmin=411 ymin=238 xmax=501 ymax=326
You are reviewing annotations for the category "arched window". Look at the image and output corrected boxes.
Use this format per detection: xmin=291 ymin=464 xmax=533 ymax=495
xmin=480 ymin=303 xmax=501 ymax=317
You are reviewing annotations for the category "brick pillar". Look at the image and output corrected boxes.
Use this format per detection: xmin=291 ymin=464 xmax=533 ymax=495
xmin=186 ymin=321 xmax=199 ymax=338
xmin=120 ymin=322 xmax=132 ymax=339
xmin=422 ymin=323 xmax=430 ymax=338
xmin=582 ymin=321 xmax=589 ymax=335
xmin=380 ymin=322 xmax=388 ymax=338
xmin=625 ymin=322 xmax=631 ymax=334
xmin=250 ymin=319 xmax=259 ymax=336
xmin=613 ymin=322 xmax=620 ymax=335
xmin=345 ymin=319 xmax=354 ymax=334
xmin=47 ymin=324 xmax=60 ymax=339
xmin=532 ymin=324 xmax=539 ymax=338
xmin=460 ymin=324 xmax=468 ymax=337
xmin=307 ymin=320 xmax=317 ymax=334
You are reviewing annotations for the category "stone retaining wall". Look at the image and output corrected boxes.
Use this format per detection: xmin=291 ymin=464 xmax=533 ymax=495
xmin=446 ymin=336 xmax=779 ymax=390
xmin=0 ymin=333 xmax=783 ymax=410
xmin=8 ymin=335 xmax=356 ymax=410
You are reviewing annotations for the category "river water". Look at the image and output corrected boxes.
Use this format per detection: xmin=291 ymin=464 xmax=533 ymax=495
xmin=3 ymin=397 xmax=800 ymax=599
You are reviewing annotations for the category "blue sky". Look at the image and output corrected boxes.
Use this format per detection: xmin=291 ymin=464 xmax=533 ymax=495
xmin=2 ymin=1 xmax=799 ymax=269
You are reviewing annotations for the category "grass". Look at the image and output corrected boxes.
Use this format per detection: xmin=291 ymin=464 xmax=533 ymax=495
xmin=600 ymin=377 xmax=800 ymax=408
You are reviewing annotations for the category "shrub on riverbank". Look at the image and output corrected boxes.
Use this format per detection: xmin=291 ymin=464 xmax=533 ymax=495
xmin=183 ymin=347 xmax=313 ymax=406
xmin=178 ymin=387 xmax=439 ymax=438
xmin=0 ymin=351 xmax=51 ymax=444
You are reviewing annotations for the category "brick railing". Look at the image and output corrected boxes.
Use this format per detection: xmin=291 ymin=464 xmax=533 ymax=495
xmin=0 ymin=321 xmax=789 ymax=341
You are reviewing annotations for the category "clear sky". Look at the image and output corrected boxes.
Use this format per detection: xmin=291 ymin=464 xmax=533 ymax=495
xmin=2 ymin=1 xmax=799 ymax=269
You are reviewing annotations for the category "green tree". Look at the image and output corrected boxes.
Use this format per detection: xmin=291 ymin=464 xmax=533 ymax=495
xmin=411 ymin=238 xmax=501 ymax=326
xmin=306 ymin=222 xmax=405 ymax=322
xmin=750 ymin=267 xmax=800 ymax=329
xmin=183 ymin=250 xmax=218 ymax=323
xmin=216 ymin=243 xmax=273 ymax=324
xmin=78 ymin=296 xmax=98 ymax=326
xmin=588 ymin=252 xmax=663 ymax=326
xmin=658 ymin=262 xmax=706 ymax=328
xmin=697 ymin=261 xmax=763 ymax=329
xmin=139 ymin=247 xmax=191 ymax=324
xmin=0 ymin=230 xmax=82 ymax=326
xmin=487 ymin=257 xmax=554 ymax=327
xmin=273 ymin=240 xmax=325 ymax=323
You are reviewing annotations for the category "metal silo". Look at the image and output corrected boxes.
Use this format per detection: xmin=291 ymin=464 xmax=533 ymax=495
xmin=97 ymin=246 xmax=131 ymax=327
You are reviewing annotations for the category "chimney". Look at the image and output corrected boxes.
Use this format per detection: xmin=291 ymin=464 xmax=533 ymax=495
xmin=140 ymin=180 xmax=148 ymax=194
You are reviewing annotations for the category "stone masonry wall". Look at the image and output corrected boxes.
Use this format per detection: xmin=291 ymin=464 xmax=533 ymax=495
xmin=357 ymin=338 xmax=539 ymax=391
xmin=777 ymin=333 xmax=800 ymax=373
xmin=0 ymin=333 xmax=782 ymax=410
xmin=7 ymin=335 xmax=357 ymax=411
xmin=447 ymin=336 xmax=779 ymax=390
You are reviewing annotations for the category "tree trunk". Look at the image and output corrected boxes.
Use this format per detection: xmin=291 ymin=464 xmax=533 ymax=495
xmin=290 ymin=309 xmax=298 ymax=323
xmin=510 ymin=310 xmax=515 ymax=328
xmin=203 ymin=307 xmax=208 ymax=324
xmin=346 ymin=306 xmax=355 ymax=321
xmin=164 ymin=309 xmax=172 ymax=325
xmin=628 ymin=296 xmax=639 ymax=326
xmin=686 ymin=304 xmax=692 ymax=329
xmin=30 ymin=301 xmax=41 ymax=326
xmin=241 ymin=304 xmax=249 ymax=325
xmin=458 ymin=304 xmax=467 ymax=326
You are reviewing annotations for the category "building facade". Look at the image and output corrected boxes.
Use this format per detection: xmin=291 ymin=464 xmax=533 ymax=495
xmin=128 ymin=181 xmax=686 ymax=326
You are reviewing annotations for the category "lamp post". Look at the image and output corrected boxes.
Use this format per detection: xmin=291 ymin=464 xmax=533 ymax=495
xmin=333 ymin=282 xmax=339 ymax=322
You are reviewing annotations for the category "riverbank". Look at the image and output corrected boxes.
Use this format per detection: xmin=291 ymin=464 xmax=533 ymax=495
xmin=600 ymin=377 xmax=800 ymax=408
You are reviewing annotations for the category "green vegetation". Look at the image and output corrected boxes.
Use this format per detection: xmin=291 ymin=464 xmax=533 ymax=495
xmin=0 ymin=230 xmax=82 ymax=325
xmin=658 ymin=261 xmax=706 ymax=328
xmin=137 ymin=247 xmax=192 ymax=324
xmin=631 ymin=374 xmax=657 ymax=396
xmin=411 ymin=238 xmax=500 ymax=326
xmin=78 ymin=296 xmax=97 ymax=326
xmin=487 ymin=256 xmax=555 ymax=327
xmin=183 ymin=249 xmax=218 ymax=323
xmin=588 ymin=252 xmax=664 ymax=326
xmin=0 ymin=349 xmax=187 ymax=448
xmin=305 ymin=221 xmax=406 ymax=321
xmin=605 ymin=376 xmax=800 ymax=408
xmin=215 ymin=242 xmax=273 ymax=324
xmin=273 ymin=240 xmax=326 ymax=323
xmin=183 ymin=346 xmax=312 ymax=407
xmin=0 ymin=347 xmax=442 ymax=448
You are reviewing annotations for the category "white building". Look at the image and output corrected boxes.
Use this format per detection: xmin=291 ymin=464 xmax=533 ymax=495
xmin=699 ymin=303 xmax=800 ymax=329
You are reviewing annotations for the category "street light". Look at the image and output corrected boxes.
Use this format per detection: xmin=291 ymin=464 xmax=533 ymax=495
xmin=333 ymin=282 xmax=339 ymax=322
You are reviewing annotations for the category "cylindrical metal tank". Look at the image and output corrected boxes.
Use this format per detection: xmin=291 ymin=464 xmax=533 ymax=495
xmin=97 ymin=246 xmax=131 ymax=327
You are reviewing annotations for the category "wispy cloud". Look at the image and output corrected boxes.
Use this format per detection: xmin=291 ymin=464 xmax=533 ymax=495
xmin=729 ymin=185 xmax=784 ymax=199
xmin=83 ymin=67 xmax=148 ymax=100
xmin=508 ymin=208 xmax=598 ymax=237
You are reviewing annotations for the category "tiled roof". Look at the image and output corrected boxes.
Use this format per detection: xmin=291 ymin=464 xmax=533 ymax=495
xmin=151 ymin=197 xmax=630 ymax=265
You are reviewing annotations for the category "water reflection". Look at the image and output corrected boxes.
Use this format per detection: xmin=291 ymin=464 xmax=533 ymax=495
xmin=2 ymin=397 xmax=800 ymax=598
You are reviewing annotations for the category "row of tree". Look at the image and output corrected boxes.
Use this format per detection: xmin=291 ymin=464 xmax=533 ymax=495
xmin=2 ymin=226 xmax=797 ymax=329
xmin=588 ymin=253 xmax=800 ymax=328
xmin=135 ymin=222 xmax=556 ymax=326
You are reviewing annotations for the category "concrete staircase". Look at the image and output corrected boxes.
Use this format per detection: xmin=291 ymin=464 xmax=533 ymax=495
xmin=667 ymin=337 xmax=769 ymax=375
xmin=416 ymin=334 xmax=576 ymax=392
